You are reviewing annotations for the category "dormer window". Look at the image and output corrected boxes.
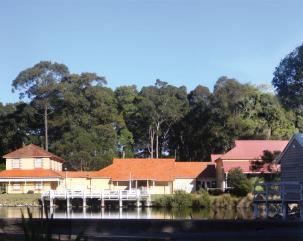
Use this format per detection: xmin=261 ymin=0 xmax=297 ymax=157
xmin=12 ymin=159 xmax=20 ymax=169
xmin=35 ymin=158 xmax=43 ymax=168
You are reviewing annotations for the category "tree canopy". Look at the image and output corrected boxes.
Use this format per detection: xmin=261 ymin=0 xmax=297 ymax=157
xmin=0 ymin=55 xmax=299 ymax=170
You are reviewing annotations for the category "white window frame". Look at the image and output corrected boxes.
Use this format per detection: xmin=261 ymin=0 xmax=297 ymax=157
xmin=35 ymin=158 xmax=43 ymax=168
xmin=12 ymin=183 xmax=21 ymax=190
xmin=35 ymin=182 xmax=43 ymax=190
xmin=12 ymin=159 xmax=21 ymax=169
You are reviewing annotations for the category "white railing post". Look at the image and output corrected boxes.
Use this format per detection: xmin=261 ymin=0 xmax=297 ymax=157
xmin=119 ymin=190 xmax=123 ymax=207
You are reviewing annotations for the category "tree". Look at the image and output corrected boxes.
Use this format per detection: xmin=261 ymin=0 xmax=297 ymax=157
xmin=272 ymin=43 xmax=303 ymax=110
xmin=12 ymin=61 xmax=70 ymax=150
xmin=114 ymin=86 xmax=137 ymax=157
xmin=130 ymin=80 xmax=189 ymax=158
xmin=51 ymin=72 xmax=117 ymax=170
xmin=188 ymin=85 xmax=211 ymax=106
xmin=227 ymin=168 xmax=252 ymax=196
xmin=250 ymin=150 xmax=281 ymax=181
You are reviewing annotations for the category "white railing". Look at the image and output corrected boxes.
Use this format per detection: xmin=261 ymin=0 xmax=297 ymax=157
xmin=42 ymin=189 xmax=150 ymax=200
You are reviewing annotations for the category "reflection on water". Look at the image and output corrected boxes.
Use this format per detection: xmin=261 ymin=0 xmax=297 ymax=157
xmin=0 ymin=206 xmax=254 ymax=220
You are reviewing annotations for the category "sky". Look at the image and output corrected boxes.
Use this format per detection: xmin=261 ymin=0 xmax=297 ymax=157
xmin=1 ymin=0 xmax=303 ymax=103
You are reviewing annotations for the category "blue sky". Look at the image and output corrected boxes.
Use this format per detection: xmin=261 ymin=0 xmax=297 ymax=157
xmin=1 ymin=0 xmax=303 ymax=103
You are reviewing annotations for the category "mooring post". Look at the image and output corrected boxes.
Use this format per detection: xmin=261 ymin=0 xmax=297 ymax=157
xmin=265 ymin=184 xmax=269 ymax=218
xmin=119 ymin=190 xmax=123 ymax=207
xmin=67 ymin=197 xmax=70 ymax=209
xmin=253 ymin=203 xmax=258 ymax=219
xmin=282 ymin=202 xmax=288 ymax=219
xmin=299 ymin=202 xmax=303 ymax=220
xmin=300 ymin=184 xmax=303 ymax=220
xmin=146 ymin=192 xmax=152 ymax=207
xmin=101 ymin=190 xmax=105 ymax=207
xmin=136 ymin=189 xmax=141 ymax=207
xmin=49 ymin=190 xmax=54 ymax=208
xmin=83 ymin=191 xmax=86 ymax=207
xmin=41 ymin=197 xmax=45 ymax=207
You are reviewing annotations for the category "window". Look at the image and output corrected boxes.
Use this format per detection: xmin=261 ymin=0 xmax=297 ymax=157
xmin=12 ymin=159 xmax=20 ymax=169
xmin=35 ymin=158 xmax=43 ymax=168
xmin=12 ymin=183 xmax=20 ymax=190
xmin=35 ymin=183 xmax=43 ymax=190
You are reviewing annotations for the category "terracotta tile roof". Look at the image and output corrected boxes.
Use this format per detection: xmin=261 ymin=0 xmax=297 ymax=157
xmin=91 ymin=158 xmax=216 ymax=181
xmin=222 ymin=160 xmax=280 ymax=174
xmin=174 ymin=162 xmax=216 ymax=179
xmin=211 ymin=154 xmax=222 ymax=162
xmin=0 ymin=169 xmax=63 ymax=178
xmin=3 ymin=144 xmax=65 ymax=163
xmin=212 ymin=140 xmax=288 ymax=161
xmin=61 ymin=171 xmax=93 ymax=178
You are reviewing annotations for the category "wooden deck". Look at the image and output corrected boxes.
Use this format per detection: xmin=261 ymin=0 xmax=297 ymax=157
xmin=41 ymin=189 xmax=151 ymax=208
xmin=253 ymin=182 xmax=303 ymax=219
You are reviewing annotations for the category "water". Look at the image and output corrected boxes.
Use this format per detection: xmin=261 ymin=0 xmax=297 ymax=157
xmin=0 ymin=206 xmax=254 ymax=219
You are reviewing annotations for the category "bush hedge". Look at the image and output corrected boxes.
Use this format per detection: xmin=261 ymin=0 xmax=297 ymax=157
xmin=152 ymin=191 xmax=248 ymax=209
xmin=153 ymin=190 xmax=211 ymax=209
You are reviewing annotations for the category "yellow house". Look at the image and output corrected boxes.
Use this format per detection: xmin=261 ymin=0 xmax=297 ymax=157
xmin=0 ymin=144 xmax=64 ymax=193
xmin=90 ymin=158 xmax=216 ymax=194
xmin=0 ymin=145 xmax=216 ymax=194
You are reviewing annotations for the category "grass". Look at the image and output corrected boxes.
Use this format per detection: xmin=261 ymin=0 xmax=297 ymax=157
xmin=0 ymin=194 xmax=40 ymax=206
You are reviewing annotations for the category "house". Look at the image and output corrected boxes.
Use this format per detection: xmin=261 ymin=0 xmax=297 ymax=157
xmin=0 ymin=145 xmax=216 ymax=194
xmin=90 ymin=158 xmax=216 ymax=194
xmin=278 ymin=133 xmax=303 ymax=183
xmin=212 ymin=140 xmax=288 ymax=189
xmin=0 ymin=144 xmax=65 ymax=193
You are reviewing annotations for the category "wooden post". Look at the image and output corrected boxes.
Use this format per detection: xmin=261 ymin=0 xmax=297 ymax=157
xmin=253 ymin=203 xmax=258 ymax=219
xmin=282 ymin=202 xmax=288 ymax=219
xmin=300 ymin=184 xmax=303 ymax=220
xmin=66 ymin=197 xmax=70 ymax=209
xmin=265 ymin=184 xmax=269 ymax=217
xmin=119 ymin=190 xmax=123 ymax=207
xmin=299 ymin=202 xmax=303 ymax=221
xmin=101 ymin=190 xmax=105 ymax=207
xmin=136 ymin=189 xmax=141 ymax=207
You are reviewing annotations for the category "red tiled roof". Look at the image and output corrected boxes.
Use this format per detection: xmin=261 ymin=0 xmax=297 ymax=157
xmin=211 ymin=154 xmax=221 ymax=162
xmin=222 ymin=160 xmax=280 ymax=174
xmin=0 ymin=169 xmax=63 ymax=178
xmin=174 ymin=162 xmax=216 ymax=179
xmin=61 ymin=171 xmax=92 ymax=178
xmin=3 ymin=144 xmax=65 ymax=163
xmin=91 ymin=158 xmax=216 ymax=181
xmin=213 ymin=140 xmax=288 ymax=161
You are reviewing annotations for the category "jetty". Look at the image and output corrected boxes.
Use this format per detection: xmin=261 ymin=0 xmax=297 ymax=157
xmin=41 ymin=189 xmax=151 ymax=208
xmin=253 ymin=181 xmax=303 ymax=219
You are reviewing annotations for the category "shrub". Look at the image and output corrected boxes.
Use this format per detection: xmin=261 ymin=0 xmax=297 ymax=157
xmin=208 ymin=188 xmax=224 ymax=196
xmin=211 ymin=194 xmax=239 ymax=208
xmin=228 ymin=168 xmax=252 ymax=196
xmin=171 ymin=190 xmax=192 ymax=209
xmin=153 ymin=194 xmax=173 ymax=207
xmin=192 ymin=190 xmax=211 ymax=208
xmin=27 ymin=190 xmax=34 ymax=194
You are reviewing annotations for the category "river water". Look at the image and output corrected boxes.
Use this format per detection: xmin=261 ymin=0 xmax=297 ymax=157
xmin=0 ymin=207 xmax=254 ymax=219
